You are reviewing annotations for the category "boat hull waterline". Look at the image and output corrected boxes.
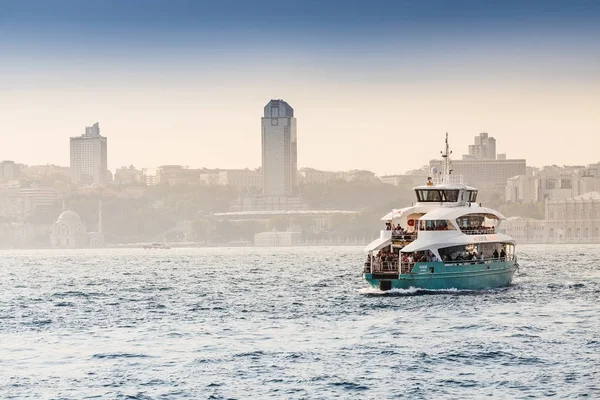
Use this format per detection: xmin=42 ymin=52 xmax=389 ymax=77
xmin=364 ymin=261 xmax=517 ymax=291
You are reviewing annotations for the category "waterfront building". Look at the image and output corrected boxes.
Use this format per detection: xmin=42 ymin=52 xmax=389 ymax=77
xmin=156 ymin=165 xmax=201 ymax=186
xmin=379 ymin=175 xmax=417 ymax=187
xmin=505 ymin=164 xmax=600 ymax=203
xmin=298 ymin=168 xmax=341 ymax=185
xmin=261 ymin=99 xmax=297 ymax=196
xmin=18 ymin=185 xmax=59 ymax=209
xmin=0 ymin=161 xmax=20 ymax=182
xmin=115 ymin=166 xmax=146 ymax=185
xmin=254 ymin=230 xmax=301 ymax=246
xmin=500 ymin=217 xmax=549 ymax=243
xmin=50 ymin=210 xmax=88 ymax=248
xmin=229 ymin=195 xmax=308 ymax=212
xmin=501 ymin=191 xmax=600 ymax=243
xmin=70 ymin=122 xmax=108 ymax=185
xmin=50 ymin=198 xmax=104 ymax=248
xmin=0 ymin=190 xmax=35 ymax=220
xmin=217 ymin=169 xmax=262 ymax=193
xmin=545 ymin=191 xmax=600 ymax=243
xmin=430 ymin=158 xmax=526 ymax=189
xmin=340 ymin=170 xmax=377 ymax=182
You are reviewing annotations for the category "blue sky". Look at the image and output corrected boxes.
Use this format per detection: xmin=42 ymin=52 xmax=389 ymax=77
xmin=1 ymin=0 xmax=599 ymax=173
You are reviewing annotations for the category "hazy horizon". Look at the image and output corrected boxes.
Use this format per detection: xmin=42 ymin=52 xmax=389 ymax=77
xmin=1 ymin=0 xmax=599 ymax=175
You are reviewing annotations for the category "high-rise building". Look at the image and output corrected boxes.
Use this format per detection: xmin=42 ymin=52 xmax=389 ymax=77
xmin=465 ymin=132 xmax=497 ymax=160
xmin=430 ymin=133 xmax=525 ymax=188
xmin=261 ymin=99 xmax=297 ymax=196
xmin=70 ymin=122 xmax=108 ymax=185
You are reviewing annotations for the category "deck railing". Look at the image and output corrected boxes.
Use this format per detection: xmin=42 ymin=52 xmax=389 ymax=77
xmin=391 ymin=233 xmax=417 ymax=241
xmin=364 ymin=255 xmax=516 ymax=274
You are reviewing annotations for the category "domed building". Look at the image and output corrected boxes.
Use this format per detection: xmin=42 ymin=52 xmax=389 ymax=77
xmin=50 ymin=198 xmax=104 ymax=248
xmin=50 ymin=210 xmax=88 ymax=248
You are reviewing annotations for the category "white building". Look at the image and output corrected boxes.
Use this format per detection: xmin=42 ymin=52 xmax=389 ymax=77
xmin=18 ymin=186 xmax=59 ymax=209
xmin=254 ymin=230 xmax=301 ymax=246
xmin=50 ymin=199 xmax=104 ymax=248
xmin=70 ymin=122 xmax=108 ymax=185
xmin=298 ymin=168 xmax=341 ymax=185
xmin=505 ymin=164 xmax=600 ymax=203
xmin=545 ymin=191 xmax=600 ymax=243
xmin=50 ymin=210 xmax=88 ymax=248
xmin=261 ymin=99 xmax=297 ymax=196
xmin=115 ymin=166 xmax=145 ymax=185
xmin=500 ymin=217 xmax=548 ymax=243
xmin=501 ymin=191 xmax=600 ymax=243
xmin=218 ymin=169 xmax=262 ymax=192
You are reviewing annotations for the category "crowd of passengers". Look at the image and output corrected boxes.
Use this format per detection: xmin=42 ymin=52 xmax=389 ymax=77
xmin=387 ymin=221 xmax=496 ymax=234
xmin=459 ymin=225 xmax=495 ymax=234
xmin=368 ymin=248 xmax=507 ymax=266
xmin=385 ymin=222 xmax=415 ymax=236
xmin=441 ymin=248 xmax=507 ymax=262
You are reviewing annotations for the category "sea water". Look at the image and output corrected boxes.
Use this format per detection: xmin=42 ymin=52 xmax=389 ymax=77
xmin=0 ymin=245 xmax=598 ymax=399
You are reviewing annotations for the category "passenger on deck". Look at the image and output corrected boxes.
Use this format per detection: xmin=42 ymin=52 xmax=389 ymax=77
xmin=479 ymin=253 xmax=485 ymax=263
xmin=500 ymin=249 xmax=506 ymax=260
xmin=492 ymin=249 xmax=499 ymax=259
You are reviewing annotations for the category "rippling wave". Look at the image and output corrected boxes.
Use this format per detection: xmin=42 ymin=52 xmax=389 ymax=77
xmin=0 ymin=245 xmax=599 ymax=399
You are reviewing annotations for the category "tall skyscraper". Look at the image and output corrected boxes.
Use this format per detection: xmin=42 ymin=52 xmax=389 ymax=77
xmin=261 ymin=99 xmax=297 ymax=196
xmin=70 ymin=122 xmax=108 ymax=185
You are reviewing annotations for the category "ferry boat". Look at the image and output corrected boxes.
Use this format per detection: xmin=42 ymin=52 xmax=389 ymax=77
xmin=363 ymin=134 xmax=518 ymax=291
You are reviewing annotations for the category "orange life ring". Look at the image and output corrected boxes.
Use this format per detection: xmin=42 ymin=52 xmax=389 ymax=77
xmin=407 ymin=219 xmax=415 ymax=227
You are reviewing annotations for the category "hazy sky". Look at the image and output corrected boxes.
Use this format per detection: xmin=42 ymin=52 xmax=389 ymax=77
xmin=1 ymin=0 xmax=599 ymax=175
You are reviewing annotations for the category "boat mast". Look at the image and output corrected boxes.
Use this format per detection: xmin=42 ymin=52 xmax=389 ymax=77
xmin=441 ymin=133 xmax=452 ymax=184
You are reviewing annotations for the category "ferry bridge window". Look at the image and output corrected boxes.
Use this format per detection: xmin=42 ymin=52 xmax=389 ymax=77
xmin=443 ymin=190 xmax=459 ymax=202
xmin=416 ymin=189 xmax=443 ymax=202
xmin=468 ymin=190 xmax=478 ymax=203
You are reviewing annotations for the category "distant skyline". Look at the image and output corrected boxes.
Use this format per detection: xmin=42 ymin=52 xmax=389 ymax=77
xmin=1 ymin=0 xmax=599 ymax=175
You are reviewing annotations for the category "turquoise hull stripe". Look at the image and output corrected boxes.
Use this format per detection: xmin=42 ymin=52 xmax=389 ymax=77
xmin=364 ymin=261 xmax=517 ymax=290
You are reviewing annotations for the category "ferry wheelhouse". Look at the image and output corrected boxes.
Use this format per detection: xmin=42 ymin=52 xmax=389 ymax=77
xmin=363 ymin=135 xmax=518 ymax=291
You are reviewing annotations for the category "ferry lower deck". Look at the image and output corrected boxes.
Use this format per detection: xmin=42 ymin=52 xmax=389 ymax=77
xmin=363 ymin=258 xmax=518 ymax=291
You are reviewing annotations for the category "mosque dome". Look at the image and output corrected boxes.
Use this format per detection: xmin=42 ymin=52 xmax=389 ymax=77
xmin=56 ymin=210 xmax=82 ymax=223
xmin=51 ymin=209 xmax=87 ymax=248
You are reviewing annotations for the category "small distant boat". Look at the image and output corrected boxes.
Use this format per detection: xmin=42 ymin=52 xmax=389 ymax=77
xmin=143 ymin=242 xmax=171 ymax=250
xmin=363 ymin=134 xmax=518 ymax=291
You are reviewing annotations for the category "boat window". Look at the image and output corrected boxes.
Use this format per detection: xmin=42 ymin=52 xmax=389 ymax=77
xmin=443 ymin=190 xmax=459 ymax=202
xmin=438 ymin=242 xmax=514 ymax=262
xmin=418 ymin=220 xmax=456 ymax=231
xmin=415 ymin=189 xmax=443 ymax=202
xmin=468 ymin=190 xmax=478 ymax=202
